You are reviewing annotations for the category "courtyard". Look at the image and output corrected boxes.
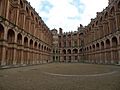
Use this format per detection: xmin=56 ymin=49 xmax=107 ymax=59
xmin=0 ymin=63 xmax=120 ymax=90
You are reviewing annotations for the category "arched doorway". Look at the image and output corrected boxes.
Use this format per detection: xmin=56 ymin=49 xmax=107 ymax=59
xmin=24 ymin=37 xmax=28 ymax=64
xmin=30 ymin=39 xmax=33 ymax=64
xmin=96 ymin=43 xmax=100 ymax=63
xmin=0 ymin=24 xmax=4 ymax=65
xmin=7 ymin=29 xmax=15 ymax=65
xmin=16 ymin=33 xmax=22 ymax=64
xmin=101 ymin=41 xmax=105 ymax=64
xmin=105 ymin=39 xmax=111 ymax=64
xmin=112 ymin=37 xmax=119 ymax=64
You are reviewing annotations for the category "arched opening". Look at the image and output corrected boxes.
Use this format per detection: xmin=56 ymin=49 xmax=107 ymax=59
xmin=38 ymin=43 xmax=41 ymax=50
xmin=101 ymin=41 xmax=105 ymax=63
xmin=41 ymin=45 xmax=43 ymax=50
xmin=20 ymin=0 xmax=23 ymax=8
xmin=7 ymin=29 xmax=15 ymax=65
xmin=24 ymin=37 xmax=28 ymax=47
xmin=31 ymin=12 xmax=34 ymax=20
xmin=16 ymin=33 xmax=22 ymax=64
xmin=17 ymin=33 xmax=22 ymax=45
xmin=90 ymin=46 xmax=92 ymax=51
xmin=92 ymin=44 xmax=95 ymax=51
xmin=23 ymin=37 xmax=28 ymax=64
xmin=26 ymin=7 xmax=29 ymax=14
xmin=112 ymin=37 xmax=119 ymax=64
xmin=30 ymin=39 xmax=33 ymax=48
xmin=79 ymin=49 xmax=82 ymax=53
xmin=67 ymin=49 xmax=71 ymax=54
xmin=0 ymin=24 xmax=4 ymax=65
xmin=62 ymin=49 xmax=66 ymax=54
xmin=101 ymin=41 xmax=104 ymax=49
xmin=0 ymin=24 xmax=4 ymax=40
xmin=96 ymin=43 xmax=100 ymax=50
xmin=106 ymin=39 xmax=110 ymax=48
xmin=110 ymin=7 xmax=115 ymax=15
xmin=7 ymin=29 xmax=15 ymax=43
xmin=112 ymin=37 xmax=118 ymax=47
xmin=34 ymin=42 xmax=37 ymax=49
xmin=105 ymin=39 xmax=111 ymax=64
xmin=117 ymin=1 xmax=120 ymax=10
xmin=44 ymin=46 xmax=46 ymax=51
xmin=73 ymin=49 xmax=78 ymax=54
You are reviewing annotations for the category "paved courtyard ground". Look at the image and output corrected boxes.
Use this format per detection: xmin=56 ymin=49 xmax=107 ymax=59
xmin=0 ymin=63 xmax=120 ymax=90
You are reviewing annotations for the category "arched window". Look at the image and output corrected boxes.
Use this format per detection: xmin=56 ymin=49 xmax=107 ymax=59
xmin=17 ymin=33 xmax=22 ymax=45
xmin=67 ymin=49 xmax=71 ymax=54
xmin=73 ymin=49 xmax=78 ymax=54
xmin=101 ymin=41 xmax=104 ymax=49
xmin=20 ymin=0 xmax=23 ymax=8
xmin=30 ymin=39 xmax=33 ymax=48
xmin=34 ymin=42 xmax=37 ymax=49
xmin=112 ymin=37 xmax=118 ymax=47
xmin=0 ymin=24 xmax=4 ymax=40
xmin=106 ymin=39 xmax=110 ymax=48
xmin=24 ymin=37 xmax=28 ymax=47
xmin=62 ymin=49 xmax=66 ymax=54
xmin=7 ymin=29 xmax=15 ymax=43
xmin=96 ymin=43 xmax=99 ymax=50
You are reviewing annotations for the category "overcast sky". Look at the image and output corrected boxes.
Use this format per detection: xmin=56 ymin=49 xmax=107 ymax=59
xmin=27 ymin=0 xmax=108 ymax=32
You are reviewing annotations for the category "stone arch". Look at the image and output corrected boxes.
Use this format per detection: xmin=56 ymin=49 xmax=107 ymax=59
xmin=112 ymin=36 xmax=119 ymax=64
xmin=26 ymin=7 xmax=29 ymax=14
xmin=38 ymin=43 xmax=41 ymax=50
xmin=7 ymin=29 xmax=15 ymax=43
xmin=90 ymin=46 xmax=92 ymax=51
xmin=109 ymin=6 xmax=115 ymax=15
xmin=106 ymin=39 xmax=110 ymax=48
xmin=62 ymin=49 xmax=66 ymax=54
xmin=112 ymin=36 xmax=118 ymax=47
xmin=16 ymin=33 xmax=22 ymax=64
xmin=20 ymin=0 xmax=23 ymax=8
xmin=41 ymin=45 xmax=43 ymax=50
xmin=96 ymin=43 xmax=100 ymax=50
xmin=101 ymin=41 xmax=104 ymax=49
xmin=79 ymin=48 xmax=82 ymax=53
xmin=104 ymin=12 xmax=108 ymax=19
xmin=31 ymin=12 xmax=34 ymax=20
xmin=17 ymin=33 xmax=22 ymax=45
xmin=0 ymin=23 xmax=4 ymax=65
xmin=73 ymin=49 xmax=78 ymax=54
xmin=34 ymin=41 xmax=37 ymax=49
xmin=30 ymin=39 xmax=33 ymax=48
xmin=0 ymin=23 xmax=4 ymax=40
xmin=24 ymin=37 xmax=28 ymax=47
xmin=44 ymin=46 xmax=46 ymax=51
xmin=6 ymin=29 xmax=15 ymax=65
xmin=117 ymin=1 xmax=120 ymax=10
xmin=87 ymin=47 xmax=89 ymax=51
xmin=67 ymin=49 xmax=71 ymax=54
xmin=92 ymin=44 xmax=95 ymax=51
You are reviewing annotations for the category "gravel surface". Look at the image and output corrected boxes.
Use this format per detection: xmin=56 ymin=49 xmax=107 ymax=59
xmin=0 ymin=63 xmax=120 ymax=90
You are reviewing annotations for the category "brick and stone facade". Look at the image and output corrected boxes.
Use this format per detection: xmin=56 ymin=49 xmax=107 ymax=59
xmin=0 ymin=0 xmax=120 ymax=67
xmin=58 ymin=0 xmax=120 ymax=64
xmin=0 ymin=0 xmax=52 ymax=67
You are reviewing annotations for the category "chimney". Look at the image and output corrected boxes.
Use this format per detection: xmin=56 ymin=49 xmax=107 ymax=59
xmin=59 ymin=28 xmax=63 ymax=34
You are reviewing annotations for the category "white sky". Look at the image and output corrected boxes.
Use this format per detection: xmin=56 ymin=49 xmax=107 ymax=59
xmin=27 ymin=0 xmax=108 ymax=32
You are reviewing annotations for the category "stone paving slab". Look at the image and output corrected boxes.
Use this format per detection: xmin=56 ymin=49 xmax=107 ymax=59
xmin=0 ymin=63 xmax=120 ymax=90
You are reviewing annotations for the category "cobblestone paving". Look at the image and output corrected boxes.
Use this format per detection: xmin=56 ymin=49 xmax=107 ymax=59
xmin=0 ymin=63 xmax=120 ymax=90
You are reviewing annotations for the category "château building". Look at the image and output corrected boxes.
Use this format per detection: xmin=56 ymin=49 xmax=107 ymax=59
xmin=0 ymin=0 xmax=53 ymax=67
xmin=0 ymin=0 xmax=120 ymax=68
xmin=57 ymin=0 xmax=120 ymax=64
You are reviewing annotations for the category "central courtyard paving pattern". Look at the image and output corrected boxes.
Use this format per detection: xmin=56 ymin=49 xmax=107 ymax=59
xmin=0 ymin=63 xmax=120 ymax=90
